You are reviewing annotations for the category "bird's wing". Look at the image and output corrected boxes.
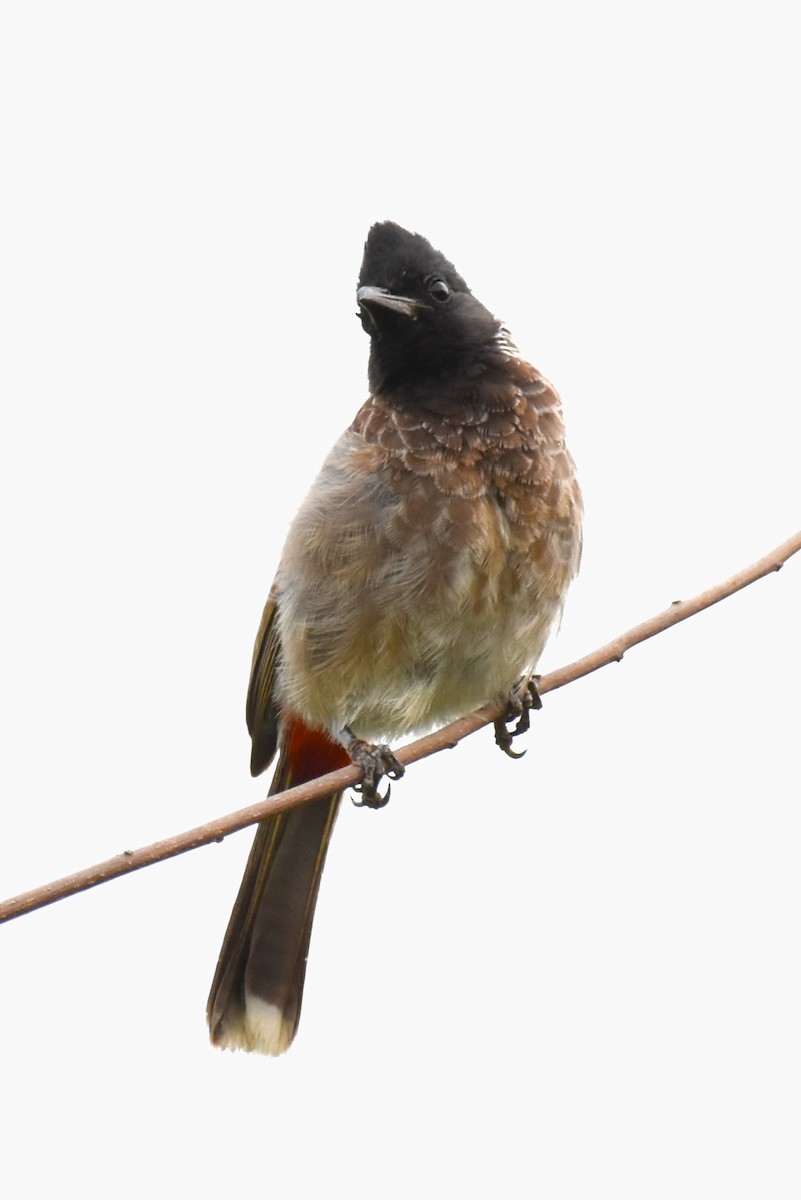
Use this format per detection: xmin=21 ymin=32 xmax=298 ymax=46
xmin=246 ymin=586 xmax=282 ymax=776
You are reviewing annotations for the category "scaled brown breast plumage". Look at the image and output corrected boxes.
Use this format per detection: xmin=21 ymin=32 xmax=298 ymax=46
xmin=351 ymin=346 xmax=581 ymax=571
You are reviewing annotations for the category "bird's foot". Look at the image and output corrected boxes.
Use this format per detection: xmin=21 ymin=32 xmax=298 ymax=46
xmin=343 ymin=729 xmax=405 ymax=808
xmin=494 ymin=676 xmax=542 ymax=759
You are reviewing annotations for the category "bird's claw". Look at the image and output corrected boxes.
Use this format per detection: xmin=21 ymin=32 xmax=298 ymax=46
xmin=352 ymin=780 xmax=393 ymax=809
xmin=494 ymin=676 xmax=542 ymax=760
xmin=345 ymin=735 xmax=405 ymax=809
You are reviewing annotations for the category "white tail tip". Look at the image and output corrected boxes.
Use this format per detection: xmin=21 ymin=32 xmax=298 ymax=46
xmin=214 ymin=994 xmax=295 ymax=1056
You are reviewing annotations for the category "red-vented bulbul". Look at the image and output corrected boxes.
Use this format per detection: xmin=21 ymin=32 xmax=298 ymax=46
xmin=207 ymin=222 xmax=583 ymax=1054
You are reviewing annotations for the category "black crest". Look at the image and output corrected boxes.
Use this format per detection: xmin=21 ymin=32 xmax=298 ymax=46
xmin=357 ymin=222 xmax=502 ymax=395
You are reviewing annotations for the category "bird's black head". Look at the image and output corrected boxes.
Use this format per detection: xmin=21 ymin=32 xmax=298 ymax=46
xmin=357 ymin=222 xmax=503 ymax=395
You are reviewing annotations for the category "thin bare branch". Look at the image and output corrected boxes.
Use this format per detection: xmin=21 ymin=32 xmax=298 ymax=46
xmin=2 ymin=528 xmax=799 ymax=926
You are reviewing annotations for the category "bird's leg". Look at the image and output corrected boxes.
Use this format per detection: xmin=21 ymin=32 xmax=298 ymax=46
xmin=341 ymin=727 xmax=405 ymax=809
xmin=494 ymin=675 xmax=542 ymax=759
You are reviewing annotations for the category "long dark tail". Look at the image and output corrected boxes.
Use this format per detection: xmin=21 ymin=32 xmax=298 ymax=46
xmin=207 ymin=722 xmax=348 ymax=1054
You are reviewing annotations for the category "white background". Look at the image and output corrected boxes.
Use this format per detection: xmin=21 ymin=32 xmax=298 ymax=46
xmin=1 ymin=3 xmax=799 ymax=1197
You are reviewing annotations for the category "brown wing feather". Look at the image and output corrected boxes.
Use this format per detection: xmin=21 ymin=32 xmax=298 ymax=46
xmin=246 ymin=587 xmax=282 ymax=776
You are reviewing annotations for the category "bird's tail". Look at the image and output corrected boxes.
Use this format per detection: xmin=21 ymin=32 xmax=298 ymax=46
xmin=207 ymin=720 xmax=349 ymax=1055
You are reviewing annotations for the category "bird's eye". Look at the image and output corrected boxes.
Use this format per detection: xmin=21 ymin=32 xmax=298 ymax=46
xmin=427 ymin=277 xmax=450 ymax=303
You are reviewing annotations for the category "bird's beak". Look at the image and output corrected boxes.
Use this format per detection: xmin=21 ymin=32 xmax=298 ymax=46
xmin=356 ymin=285 xmax=425 ymax=320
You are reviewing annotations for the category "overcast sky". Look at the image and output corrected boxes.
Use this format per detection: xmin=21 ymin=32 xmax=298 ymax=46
xmin=1 ymin=4 xmax=799 ymax=1197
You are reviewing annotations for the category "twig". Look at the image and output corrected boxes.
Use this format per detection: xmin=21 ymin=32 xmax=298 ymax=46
xmin=2 ymin=529 xmax=799 ymax=925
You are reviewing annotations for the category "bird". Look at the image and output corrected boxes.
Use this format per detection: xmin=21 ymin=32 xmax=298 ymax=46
xmin=207 ymin=221 xmax=583 ymax=1054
